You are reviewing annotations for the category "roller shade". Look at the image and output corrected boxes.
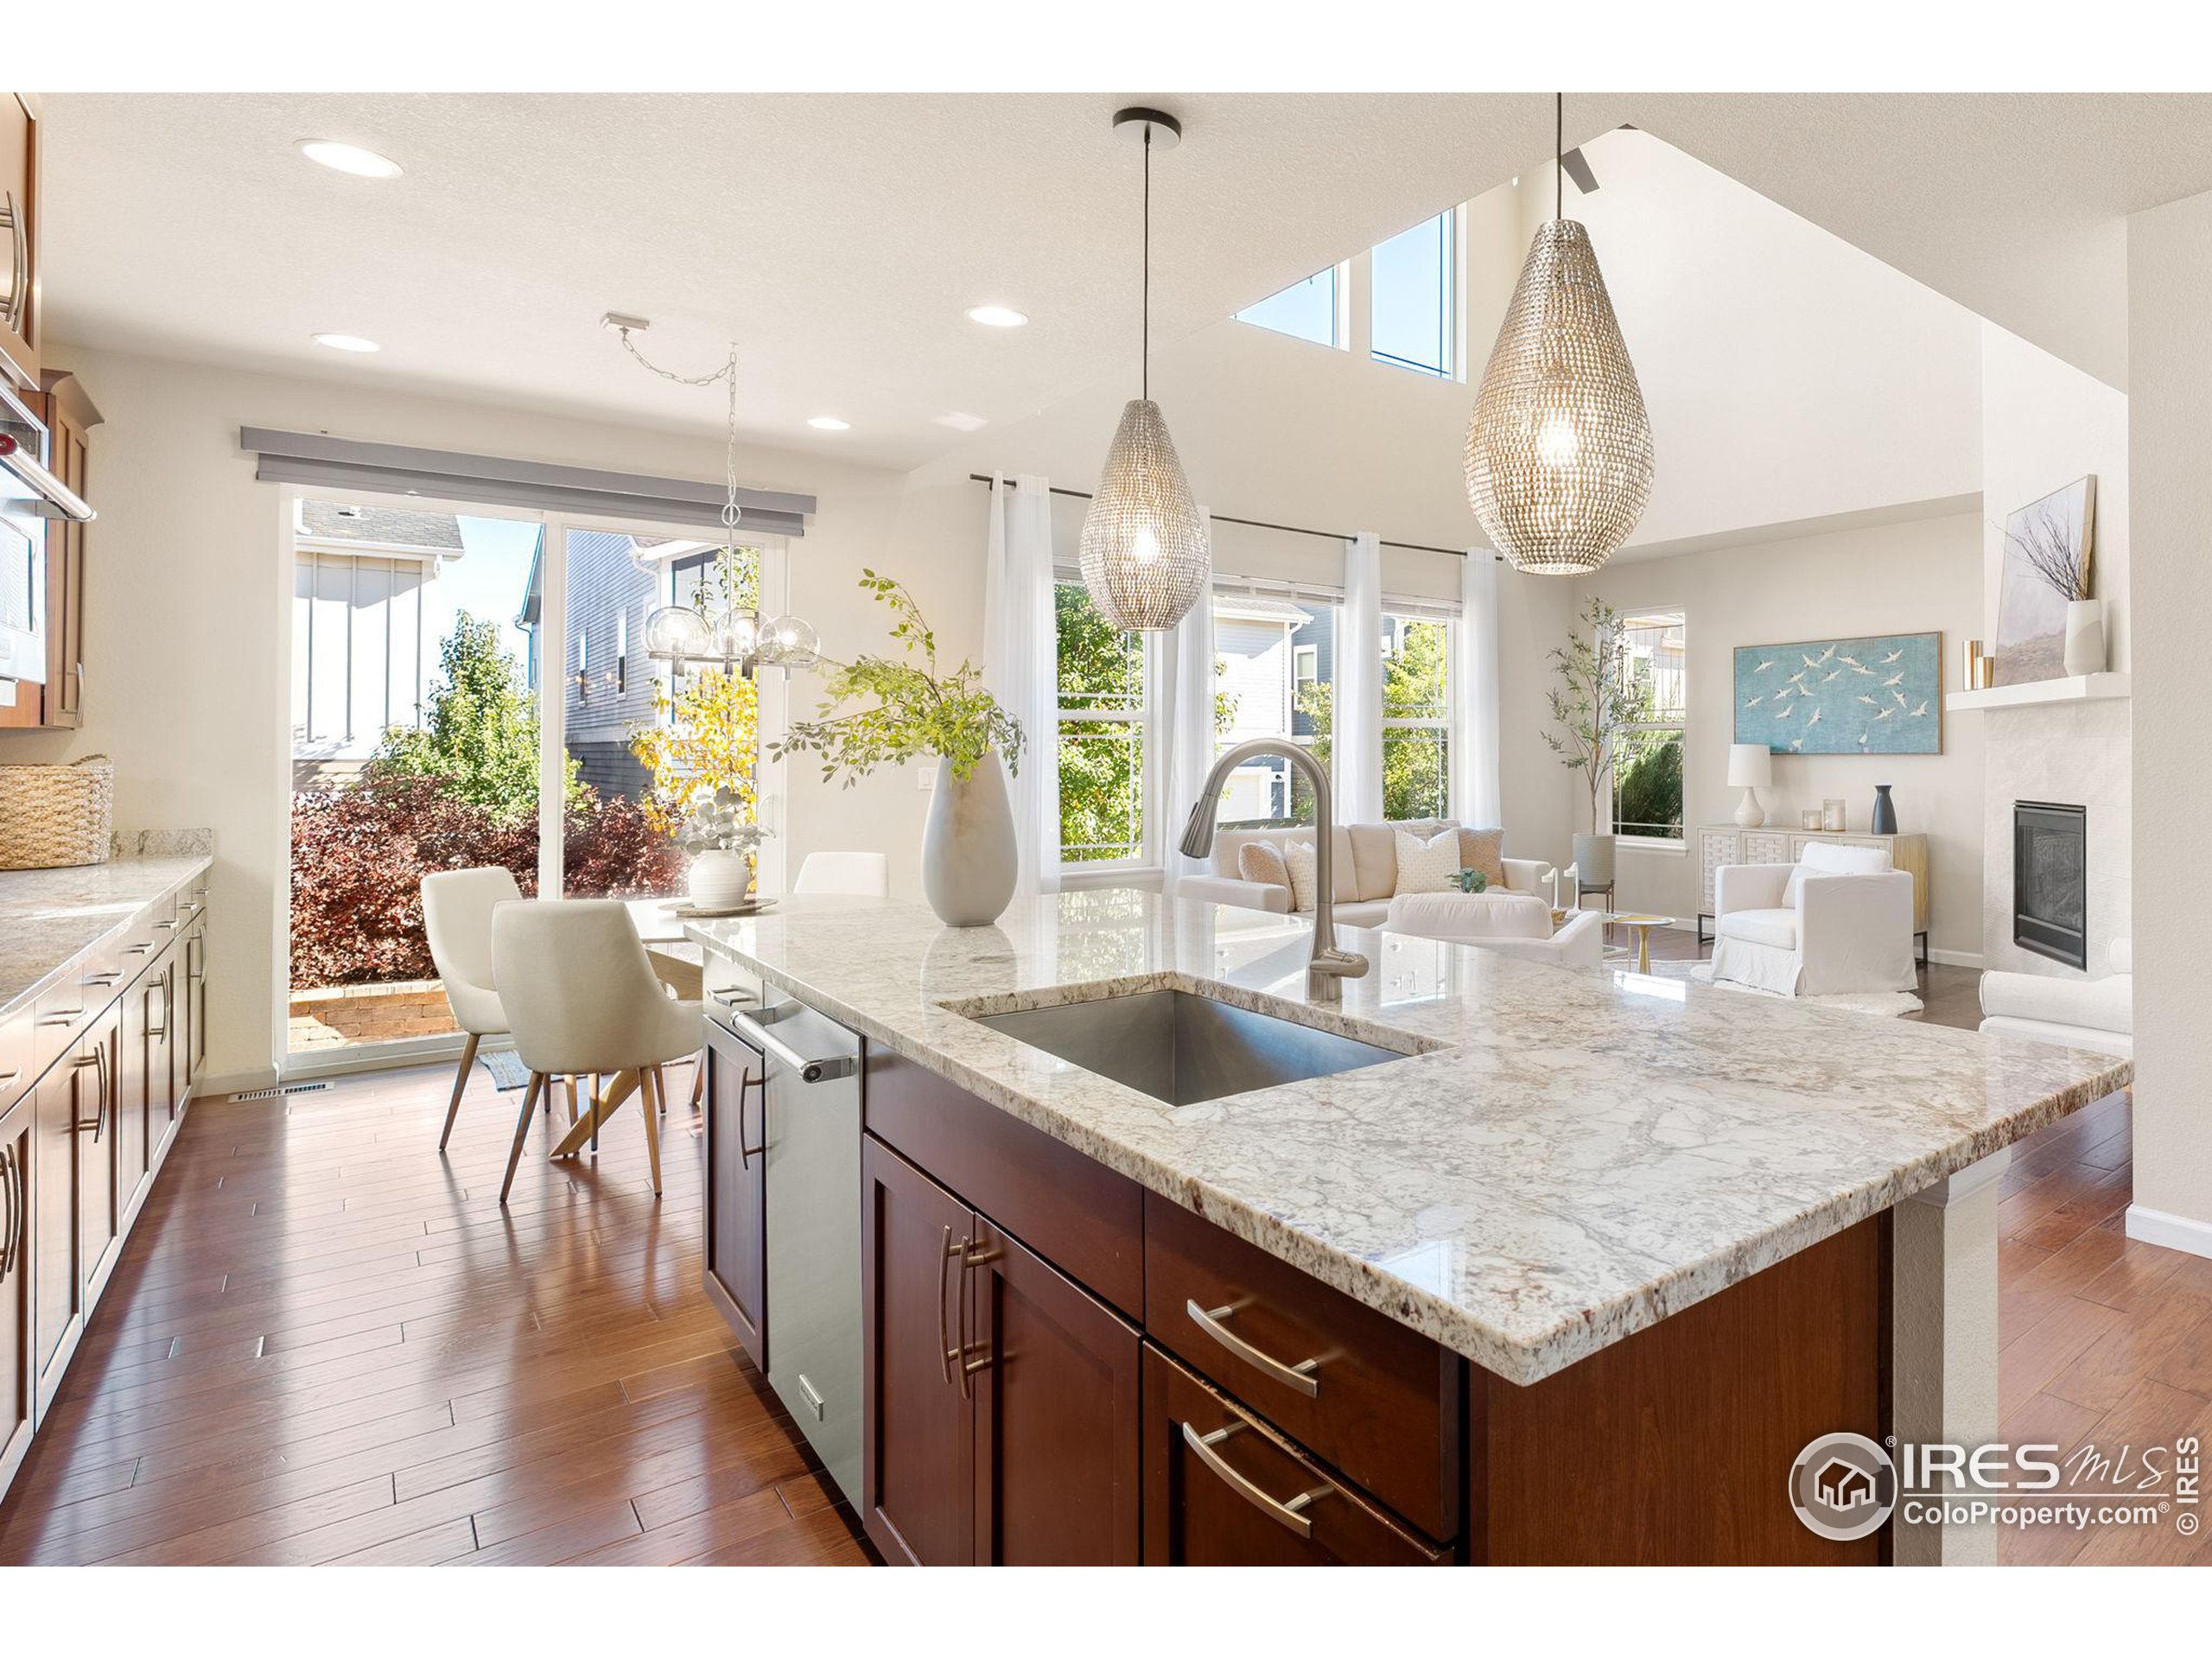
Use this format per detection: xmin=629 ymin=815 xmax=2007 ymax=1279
xmin=242 ymin=428 xmax=815 ymax=537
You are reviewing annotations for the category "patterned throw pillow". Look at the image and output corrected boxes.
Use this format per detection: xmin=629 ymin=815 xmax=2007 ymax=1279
xmin=1282 ymin=838 xmax=1320 ymax=912
xmin=1237 ymin=840 xmax=1293 ymax=904
xmin=1456 ymin=826 xmax=1508 ymax=890
xmin=1394 ymin=827 xmax=1460 ymax=895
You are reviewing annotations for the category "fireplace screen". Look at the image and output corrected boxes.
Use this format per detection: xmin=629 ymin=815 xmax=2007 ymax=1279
xmin=2014 ymin=800 xmax=2087 ymax=969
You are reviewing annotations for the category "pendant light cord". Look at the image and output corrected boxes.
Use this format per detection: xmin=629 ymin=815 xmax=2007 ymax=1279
xmin=1555 ymin=91 xmax=1563 ymax=221
xmin=1141 ymin=123 xmax=1152 ymax=403
xmin=619 ymin=327 xmax=744 ymax=535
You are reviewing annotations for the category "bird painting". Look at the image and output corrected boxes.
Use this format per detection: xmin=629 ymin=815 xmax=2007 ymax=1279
xmin=1816 ymin=643 xmax=1837 ymax=664
xmin=1855 ymin=694 xmax=1878 ymax=706
xmin=1755 ymin=658 xmax=1776 ymax=673
xmin=1874 ymin=706 xmax=1894 ymax=721
xmin=1837 ymin=655 xmax=1863 ymax=670
xmin=1907 ymin=700 xmax=1928 ymax=718
xmin=1744 ymin=694 xmax=1764 ymax=709
xmin=1881 ymin=672 xmax=1904 ymax=688
xmin=1774 ymin=703 xmax=1796 ymax=721
xmin=1821 ymin=669 xmax=1843 ymax=683
xmin=1737 ymin=634 xmax=1938 ymax=757
xmin=1893 ymin=689 xmax=1910 ymax=709
xmin=1802 ymin=652 xmax=1821 ymax=669
xmin=1789 ymin=736 xmax=1807 ymax=752
xmin=1805 ymin=707 xmax=1823 ymax=728
xmin=1880 ymin=649 xmax=1903 ymax=664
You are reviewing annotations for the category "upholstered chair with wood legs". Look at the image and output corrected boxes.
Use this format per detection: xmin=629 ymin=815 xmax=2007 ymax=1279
xmin=491 ymin=900 xmax=703 ymax=1205
xmin=422 ymin=867 xmax=523 ymax=1153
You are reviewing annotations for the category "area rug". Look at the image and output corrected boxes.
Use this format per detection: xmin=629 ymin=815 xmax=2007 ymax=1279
xmin=477 ymin=1048 xmax=532 ymax=1090
xmin=1644 ymin=960 xmax=1923 ymax=1019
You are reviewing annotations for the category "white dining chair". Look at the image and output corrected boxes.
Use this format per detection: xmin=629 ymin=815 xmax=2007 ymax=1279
xmin=792 ymin=850 xmax=889 ymax=897
xmin=491 ymin=900 xmax=703 ymax=1205
xmin=422 ymin=866 xmax=522 ymax=1153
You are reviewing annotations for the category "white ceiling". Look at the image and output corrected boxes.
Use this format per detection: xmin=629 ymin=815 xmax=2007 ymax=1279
xmin=39 ymin=92 xmax=1554 ymax=470
xmin=42 ymin=92 xmax=2212 ymax=473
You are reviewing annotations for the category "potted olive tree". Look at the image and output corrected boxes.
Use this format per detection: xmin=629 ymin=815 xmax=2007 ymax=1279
xmin=1543 ymin=595 xmax=1634 ymax=897
xmin=774 ymin=572 xmax=1026 ymax=925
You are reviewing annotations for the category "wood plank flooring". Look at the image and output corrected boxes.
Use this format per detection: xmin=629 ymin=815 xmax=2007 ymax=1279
xmin=0 ymin=1058 xmax=872 ymax=1566
xmin=5 ymin=935 xmax=2199 ymax=1566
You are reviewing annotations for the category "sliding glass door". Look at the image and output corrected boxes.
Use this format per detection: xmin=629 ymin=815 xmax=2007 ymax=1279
xmin=284 ymin=495 xmax=768 ymax=1069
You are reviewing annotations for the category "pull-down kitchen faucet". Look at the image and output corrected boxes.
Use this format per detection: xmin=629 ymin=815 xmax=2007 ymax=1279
xmin=1179 ymin=739 xmax=1370 ymax=999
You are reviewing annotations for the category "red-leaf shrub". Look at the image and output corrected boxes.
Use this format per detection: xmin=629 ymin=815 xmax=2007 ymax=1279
xmin=289 ymin=774 xmax=686 ymax=987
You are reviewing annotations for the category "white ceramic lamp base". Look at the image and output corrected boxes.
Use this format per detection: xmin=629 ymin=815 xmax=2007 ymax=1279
xmin=1733 ymin=787 xmax=1765 ymax=830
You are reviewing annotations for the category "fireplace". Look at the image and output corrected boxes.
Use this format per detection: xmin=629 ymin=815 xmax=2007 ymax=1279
xmin=2014 ymin=801 xmax=2088 ymax=969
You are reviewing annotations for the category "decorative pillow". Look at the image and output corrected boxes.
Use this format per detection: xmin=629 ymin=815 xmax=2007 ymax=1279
xmin=1455 ymin=826 xmax=1508 ymax=890
xmin=1237 ymin=840 xmax=1293 ymax=902
xmin=1393 ymin=828 xmax=1460 ymax=896
xmin=1283 ymin=838 xmax=1320 ymax=912
xmin=1783 ymin=840 xmax=1891 ymax=906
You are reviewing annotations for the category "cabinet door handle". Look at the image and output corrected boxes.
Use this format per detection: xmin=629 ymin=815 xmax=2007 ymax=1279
xmin=1 ymin=190 xmax=22 ymax=333
xmin=73 ymin=1049 xmax=107 ymax=1139
xmin=0 ymin=1147 xmax=17 ymax=1278
xmin=1179 ymin=1421 xmax=1332 ymax=1541
xmin=938 ymin=1227 xmax=963 ymax=1386
xmin=84 ymin=970 xmax=122 ymax=988
xmin=954 ymin=1239 xmax=995 ymax=1399
xmin=39 ymin=1010 xmax=82 ymax=1027
xmin=1185 ymin=1300 xmax=1322 ymax=1398
xmin=736 ymin=1068 xmax=766 ymax=1167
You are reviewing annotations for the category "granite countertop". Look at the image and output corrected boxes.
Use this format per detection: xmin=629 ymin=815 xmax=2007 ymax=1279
xmin=688 ymin=890 xmax=2131 ymax=1385
xmin=0 ymin=855 xmax=213 ymax=1019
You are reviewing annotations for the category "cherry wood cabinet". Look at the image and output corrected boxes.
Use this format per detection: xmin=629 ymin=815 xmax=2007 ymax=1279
xmin=25 ymin=368 xmax=96 ymax=727
xmin=0 ymin=94 xmax=38 ymax=388
xmin=0 ymin=1090 xmax=31 ymax=1497
xmin=30 ymin=1028 xmax=86 ymax=1415
xmin=1142 ymin=1344 xmax=1446 ymax=1567
xmin=74 ymin=1004 xmax=124 ymax=1313
xmin=702 ymin=1016 xmax=766 ymax=1370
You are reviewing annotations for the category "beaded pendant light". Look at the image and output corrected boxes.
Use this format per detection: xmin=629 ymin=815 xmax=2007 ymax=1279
xmin=1464 ymin=95 xmax=1654 ymax=576
xmin=1079 ymin=107 xmax=1209 ymax=632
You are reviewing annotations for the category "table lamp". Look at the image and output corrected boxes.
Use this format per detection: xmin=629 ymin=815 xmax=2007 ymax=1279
xmin=1728 ymin=743 xmax=1773 ymax=829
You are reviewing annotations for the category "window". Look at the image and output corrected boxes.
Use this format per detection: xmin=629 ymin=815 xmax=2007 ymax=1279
xmin=1612 ymin=609 xmax=1686 ymax=842
xmin=1382 ymin=613 xmax=1452 ymax=820
xmin=1236 ymin=266 xmax=1340 ymax=348
xmin=1370 ymin=210 xmax=1454 ymax=378
xmin=1055 ymin=581 xmax=1151 ymax=865
xmin=1211 ymin=591 xmax=1325 ymax=826
xmin=1293 ymin=643 xmax=1318 ymax=693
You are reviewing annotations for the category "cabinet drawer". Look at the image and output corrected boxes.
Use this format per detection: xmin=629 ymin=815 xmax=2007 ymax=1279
xmin=30 ymin=978 xmax=91 ymax=1073
xmin=1144 ymin=1192 xmax=1459 ymax=1541
xmin=1141 ymin=1345 xmax=1446 ymax=1566
xmin=0 ymin=1002 xmax=28 ymax=1111
xmin=865 ymin=1049 xmax=1142 ymax=1317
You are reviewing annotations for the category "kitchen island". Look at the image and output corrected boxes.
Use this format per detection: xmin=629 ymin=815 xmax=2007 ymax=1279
xmin=688 ymin=890 xmax=2129 ymax=1567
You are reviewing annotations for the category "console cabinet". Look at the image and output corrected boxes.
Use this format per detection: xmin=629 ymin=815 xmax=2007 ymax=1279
xmin=0 ymin=868 xmax=209 ymax=1500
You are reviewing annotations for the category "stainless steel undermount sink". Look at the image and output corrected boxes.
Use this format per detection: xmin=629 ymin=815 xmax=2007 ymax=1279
xmin=963 ymin=984 xmax=1427 ymax=1108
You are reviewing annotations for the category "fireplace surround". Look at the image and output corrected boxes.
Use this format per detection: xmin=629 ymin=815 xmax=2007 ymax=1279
xmin=2014 ymin=800 xmax=2088 ymax=969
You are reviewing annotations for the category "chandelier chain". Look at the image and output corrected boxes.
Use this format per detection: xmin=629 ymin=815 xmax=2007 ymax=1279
xmin=616 ymin=326 xmax=744 ymax=533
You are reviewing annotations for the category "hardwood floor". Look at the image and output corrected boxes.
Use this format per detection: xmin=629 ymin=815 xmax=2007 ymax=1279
xmin=0 ymin=1058 xmax=872 ymax=1566
xmin=3 ymin=940 xmax=2194 ymax=1566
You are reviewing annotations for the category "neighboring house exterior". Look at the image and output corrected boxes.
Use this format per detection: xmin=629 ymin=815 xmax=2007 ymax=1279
xmin=1213 ymin=593 xmax=1313 ymax=823
xmin=290 ymin=501 xmax=466 ymax=791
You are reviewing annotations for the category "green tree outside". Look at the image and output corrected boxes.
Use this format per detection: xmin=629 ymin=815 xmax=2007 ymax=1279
xmin=371 ymin=613 xmax=582 ymax=821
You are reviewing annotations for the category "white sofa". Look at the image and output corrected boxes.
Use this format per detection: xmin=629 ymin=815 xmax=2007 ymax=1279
xmin=1179 ymin=818 xmax=1553 ymax=929
xmin=1710 ymin=841 xmax=1917 ymax=997
xmin=1980 ymin=938 xmax=2133 ymax=1058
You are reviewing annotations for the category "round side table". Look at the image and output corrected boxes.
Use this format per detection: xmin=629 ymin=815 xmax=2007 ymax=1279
xmin=1603 ymin=913 xmax=1675 ymax=973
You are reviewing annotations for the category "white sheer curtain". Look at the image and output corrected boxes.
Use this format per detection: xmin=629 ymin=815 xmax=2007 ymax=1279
xmin=1335 ymin=531 xmax=1384 ymax=823
xmin=1164 ymin=512 xmax=1217 ymax=891
xmin=1453 ymin=549 xmax=1504 ymax=830
xmin=983 ymin=473 xmax=1061 ymax=895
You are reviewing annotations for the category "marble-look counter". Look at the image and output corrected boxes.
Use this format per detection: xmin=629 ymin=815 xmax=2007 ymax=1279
xmin=0 ymin=855 xmax=213 ymax=1019
xmin=688 ymin=890 xmax=2130 ymax=1386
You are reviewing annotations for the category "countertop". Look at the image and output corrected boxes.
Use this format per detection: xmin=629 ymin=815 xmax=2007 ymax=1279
xmin=0 ymin=855 xmax=212 ymax=1020
xmin=688 ymin=891 xmax=2132 ymax=1385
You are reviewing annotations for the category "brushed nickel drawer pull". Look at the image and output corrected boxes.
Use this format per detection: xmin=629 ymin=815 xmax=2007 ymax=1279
xmin=39 ymin=1010 xmax=82 ymax=1027
xmin=1186 ymin=1299 xmax=1321 ymax=1398
xmin=85 ymin=970 xmax=122 ymax=986
xmin=938 ymin=1227 xmax=965 ymax=1386
xmin=1180 ymin=1421 xmax=1332 ymax=1540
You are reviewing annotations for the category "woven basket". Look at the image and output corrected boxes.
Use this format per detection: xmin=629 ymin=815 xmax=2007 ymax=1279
xmin=0 ymin=753 xmax=115 ymax=870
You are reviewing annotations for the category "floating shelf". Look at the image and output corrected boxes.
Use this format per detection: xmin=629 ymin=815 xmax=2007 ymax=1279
xmin=1945 ymin=672 xmax=2131 ymax=712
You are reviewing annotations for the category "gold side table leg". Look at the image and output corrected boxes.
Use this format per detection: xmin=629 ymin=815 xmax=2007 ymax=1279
xmin=1637 ymin=928 xmax=1652 ymax=973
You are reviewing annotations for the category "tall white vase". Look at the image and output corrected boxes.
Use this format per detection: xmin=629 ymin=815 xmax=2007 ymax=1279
xmin=921 ymin=752 xmax=1019 ymax=927
xmin=2063 ymin=599 xmax=2106 ymax=677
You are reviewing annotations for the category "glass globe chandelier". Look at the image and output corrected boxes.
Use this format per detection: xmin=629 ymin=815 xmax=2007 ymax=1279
xmin=1078 ymin=107 xmax=1210 ymax=632
xmin=606 ymin=315 xmax=820 ymax=675
xmin=1464 ymin=95 xmax=1654 ymax=576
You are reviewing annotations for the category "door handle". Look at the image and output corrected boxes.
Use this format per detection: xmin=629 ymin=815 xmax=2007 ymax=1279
xmin=1185 ymin=1299 xmax=1323 ymax=1398
xmin=73 ymin=1048 xmax=107 ymax=1138
xmin=0 ymin=1147 xmax=17 ymax=1278
xmin=735 ymin=1067 xmax=767 ymax=1167
xmin=938 ymin=1227 xmax=968 ymax=1387
xmin=720 ymin=1002 xmax=855 ymax=1084
xmin=1 ymin=190 xmax=23 ymax=333
xmin=1179 ymin=1421 xmax=1334 ymax=1541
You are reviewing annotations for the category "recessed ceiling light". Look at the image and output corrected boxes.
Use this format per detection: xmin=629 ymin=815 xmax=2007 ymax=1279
xmin=299 ymin=141 xmax=404 ymax=179
xmin=807 ymin=416 xmax=851 ymax=431
xmin=312 ymin=333 xmax=381 ymax=353
xmin=965 ymin=305 xmax=1028 ymax=328
xmin=933 ymin=411 xmax=988 ymax=433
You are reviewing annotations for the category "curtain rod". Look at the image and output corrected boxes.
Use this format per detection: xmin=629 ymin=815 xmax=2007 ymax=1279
xmin=965 ymin=474 xmax=1503 ymax=563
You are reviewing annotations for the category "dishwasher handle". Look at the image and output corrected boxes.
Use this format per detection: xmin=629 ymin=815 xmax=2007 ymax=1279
xmin=714 ymin=994 xmax=856 ymax=1084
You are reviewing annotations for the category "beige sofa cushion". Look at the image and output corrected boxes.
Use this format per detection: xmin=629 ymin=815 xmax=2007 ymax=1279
xmin=1456 ymin=826 xmax=1507 ymax=889
xmin=1346 ymin=817 xmax=1454 ymax=901
xmin=1211 ymin=825 xmax=1356 ymax=904
xmin=1393 ymin=828 xmax=1460 ymax=895
xmin=1236 ymin=841 xmax=1292 ymax=902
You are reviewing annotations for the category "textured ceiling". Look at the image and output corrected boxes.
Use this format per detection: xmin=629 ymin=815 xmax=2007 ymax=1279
xmin=41 ymin=92 xmax=2212 ymax=472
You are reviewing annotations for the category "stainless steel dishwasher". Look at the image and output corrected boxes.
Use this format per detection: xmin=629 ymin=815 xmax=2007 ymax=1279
xmin=715 ymin=987 xmax=864 ymax=1508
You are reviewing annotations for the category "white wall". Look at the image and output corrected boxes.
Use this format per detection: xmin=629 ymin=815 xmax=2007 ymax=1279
xmin=1579 ymin=513 xmax=1986 ymax=959
xmin=11 ymin=346 xmax=917 ymax=1089
xmin=1976 ymin=322 xmax=2133 ymax=977
xmin=2126 ymin=188 xmax=2212 ymax=1253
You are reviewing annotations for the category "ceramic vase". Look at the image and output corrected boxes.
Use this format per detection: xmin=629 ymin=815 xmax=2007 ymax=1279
xmin=2063 ymin=599 xmax=2106 ymax=677
xmin=922 ymin=752 xmax=1019 ymax=927
xmin=688 ymin=849 xmax=753 ymax=910
xmin=1572 ymin=831 xmax=1616 ymax=892
xmin=1871 ymin=785 xmax=1898 ymax=837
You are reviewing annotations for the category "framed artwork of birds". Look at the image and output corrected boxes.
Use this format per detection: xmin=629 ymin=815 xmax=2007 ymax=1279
xmin=1732 ymin=632 xmax=1943 ymax=755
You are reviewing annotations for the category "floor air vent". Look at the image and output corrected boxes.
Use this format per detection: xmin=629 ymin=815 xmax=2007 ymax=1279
xmin=230 ymin=1081 xmax=330 ymax=1102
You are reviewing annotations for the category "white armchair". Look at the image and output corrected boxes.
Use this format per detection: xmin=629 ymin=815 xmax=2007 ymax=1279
xmin=1980 ymin=939 xmax=2133 ymax=1058
xmin=1710 ymin=842 xmax=1916 ymax=997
